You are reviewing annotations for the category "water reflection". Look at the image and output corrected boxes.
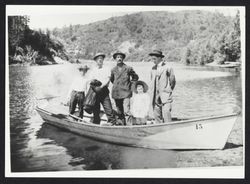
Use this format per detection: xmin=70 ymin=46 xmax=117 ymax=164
xmin=9 ymin=66 xmax=35 ymax=171
xmin=36 ymin=123 xmax=176 ymax=170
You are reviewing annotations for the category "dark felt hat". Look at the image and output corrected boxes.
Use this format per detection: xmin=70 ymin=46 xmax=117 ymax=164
xmin=78 ymin=65 xmax=90 ymax=71
xmin=113 ymin=51 xmax=126 ymax=59
xmin=93 ymin=52 xmax=105 ymax=60
xmin=132 ymin=80 xmax=149 ymax=93
xmin=149 ymin=50 xmax=165 ymax=58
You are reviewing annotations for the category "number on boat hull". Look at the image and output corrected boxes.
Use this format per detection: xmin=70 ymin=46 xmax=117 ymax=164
xmin=196 ymin=123 xmax=203 ymax=130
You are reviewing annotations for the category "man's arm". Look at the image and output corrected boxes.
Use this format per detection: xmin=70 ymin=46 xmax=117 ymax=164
xmin=110 ymin=70 xmax=114 ymax=83
xmin=129 ymin=67 xmax=139 ymax=81
xmin=99 ymin=77 xmax=110 ymax=89
xmin=103 ymin=68 xmax=112 ymax=87
xmin=101 ymin=78 xmax=111 ymax=87
xmin=167 ymin=68 xmax=176 ymax=90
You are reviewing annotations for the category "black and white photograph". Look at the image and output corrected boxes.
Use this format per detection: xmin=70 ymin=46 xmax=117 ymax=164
xmin=5 ymin=5 xmax=245 ymax=178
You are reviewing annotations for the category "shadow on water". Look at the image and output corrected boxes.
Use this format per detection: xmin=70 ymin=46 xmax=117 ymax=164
xmin=36 ymin=123 xmax=177 ymax=170
xmin=224 ymin=142 xmax=242 ymax=150
xmin=172 ymin=142 xmax=243 ymax=152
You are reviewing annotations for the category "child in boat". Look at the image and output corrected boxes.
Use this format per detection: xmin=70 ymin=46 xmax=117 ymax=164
xmin=65 ymin=65 xmax=90 ymax=119
xmin=128 ymin=81 xmax=150 ymax=125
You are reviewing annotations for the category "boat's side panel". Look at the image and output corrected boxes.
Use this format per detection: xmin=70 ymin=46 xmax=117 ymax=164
xmin=38 ymin=112 xmax=140 ymax=147
xmin=37 ymin=109 xmax=236 ymax=149
xmin=135 ymin=116 xmax=236 ymax=149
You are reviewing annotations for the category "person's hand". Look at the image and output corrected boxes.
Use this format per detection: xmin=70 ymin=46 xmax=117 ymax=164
xmin=90 ymin=79 xmax=102 ymax=87
xmin=61 ymin=100 xmax=69 ymax=106
xmin=66 ymin=101 xmax=70 ymax=106
xmin=125 ymin=111 xmax=132 ymax=116
xmin=92 ymin=86 xmax=102 ymax=93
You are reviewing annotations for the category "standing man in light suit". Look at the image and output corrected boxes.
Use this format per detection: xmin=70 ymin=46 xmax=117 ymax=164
xmin=148 ymin=50 xmax=176 ymax=123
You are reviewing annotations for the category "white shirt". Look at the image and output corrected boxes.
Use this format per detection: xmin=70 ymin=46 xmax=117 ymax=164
xmin=130 ymin=93 xmax=150 ymax=118
xmin=65 ymin=74 xmax=89 ymax=102
xmin=157 ymin=61 xmax=164 ymax=68
xmin=70 ymin=75 xmax=89 ymax=92
xmin=88 ymin=66 xmax=111 ymax=86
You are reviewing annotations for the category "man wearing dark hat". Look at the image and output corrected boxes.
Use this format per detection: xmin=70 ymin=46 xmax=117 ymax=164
xmin=66 ymin=65 xmax=90 ymax=119
xmin=148 ymin=50 xmax=176 ymax=123
xmin=110 ymin=51 xmax=139 ymax=125
xmin=88 ymin=53 xmax=116 ymax=125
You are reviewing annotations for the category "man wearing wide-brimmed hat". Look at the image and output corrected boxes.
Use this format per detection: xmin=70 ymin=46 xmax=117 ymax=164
xmin=88 ymin=52 xmax=116 ymax=125
xmin=110 ymin=51 xmax=139 ymax=125
xmin=66 ymin=65 xmax=90 ymax=119
xmin=148 ymin=50 xmax=176 ymax=123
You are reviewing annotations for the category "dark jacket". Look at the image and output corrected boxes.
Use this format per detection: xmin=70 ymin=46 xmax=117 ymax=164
xmin=83 ymin=79 xmax=102 ymax=114
xmin=83 ymin=87 xmax=96 ymax=114
xmin=110 ymin=63 xmax=139 ymax=99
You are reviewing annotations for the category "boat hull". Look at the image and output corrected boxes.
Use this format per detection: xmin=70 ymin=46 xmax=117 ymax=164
xmin=36 ymin=107 xmax=237 ymax=150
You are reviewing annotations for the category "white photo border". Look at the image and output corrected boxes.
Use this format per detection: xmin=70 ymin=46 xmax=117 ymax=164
xmin=5 ymin=5 xmax=245 ymax=178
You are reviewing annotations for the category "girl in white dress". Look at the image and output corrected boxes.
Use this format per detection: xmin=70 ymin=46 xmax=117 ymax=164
xmin=129 ymin=81 xmax=150 ymax=125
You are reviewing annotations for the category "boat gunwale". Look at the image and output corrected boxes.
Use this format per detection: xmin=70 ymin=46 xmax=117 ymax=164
xmin=36 ymin=106 xmax=239 ymax=129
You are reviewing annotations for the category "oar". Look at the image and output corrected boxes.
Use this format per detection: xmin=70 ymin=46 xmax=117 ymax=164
xmin=36 ymin=96 xmax=60 ymax=100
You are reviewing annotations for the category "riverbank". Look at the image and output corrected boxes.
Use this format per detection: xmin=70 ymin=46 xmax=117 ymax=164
xmin=9 ymin=57 xmax=242 ymax=69
xmin=176 ymin=116 xmax=243 ymax=167
xmin=8 ymin=56 xmax=68 ymax=66
xmin=206 ymin=61 xmax=241 ymax=68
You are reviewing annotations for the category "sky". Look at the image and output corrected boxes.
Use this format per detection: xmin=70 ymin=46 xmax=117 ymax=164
xmin=6 ymin=5 xmax=242 ymax=30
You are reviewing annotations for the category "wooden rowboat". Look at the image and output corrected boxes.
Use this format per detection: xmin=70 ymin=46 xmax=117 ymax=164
xmin=36 ymin=105 xmax=238 ymax=150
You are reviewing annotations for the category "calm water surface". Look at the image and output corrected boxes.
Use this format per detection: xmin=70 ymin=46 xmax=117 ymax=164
xmin=9 ymin=62 xmax=242 ymax=172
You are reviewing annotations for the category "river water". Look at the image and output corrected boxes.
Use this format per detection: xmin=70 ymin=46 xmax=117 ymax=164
xmin=8 ymin=62 xmax=242 ymax=171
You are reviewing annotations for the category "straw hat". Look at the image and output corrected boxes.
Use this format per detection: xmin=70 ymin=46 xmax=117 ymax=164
xmin=149 ymin=50 xmax=165 ymax=58
xmin=113 ymin=51 xmax=126 ymax=59
xmin=131 ymin=80 xmax=149 ymax=93
xmin=93 ymin=52 xmax=105 ymax=60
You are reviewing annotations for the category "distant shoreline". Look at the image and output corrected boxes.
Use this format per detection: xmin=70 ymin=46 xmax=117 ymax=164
xmin=9 ymin=59 xmax=241 ymax=70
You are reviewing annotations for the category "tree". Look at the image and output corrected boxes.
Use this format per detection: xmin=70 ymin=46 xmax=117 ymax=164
xmin=218 ymin=11 xmax=241 ymax=62
xmin=181 ymin=47 xmax=191 ymax=64
xmin=69 ymin=24 xmax=73 ymax=37
xmin=234 ymin=10 xmax=240 ymax=36
xmin=9 ymin=16 xmax=68 ymax=65
xmin=8 ymin=16 xmax=30 ymax=55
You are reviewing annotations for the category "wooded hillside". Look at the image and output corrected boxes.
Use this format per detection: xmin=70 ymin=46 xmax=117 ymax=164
xmin=52 ymin=10 xmax=241 ymax=65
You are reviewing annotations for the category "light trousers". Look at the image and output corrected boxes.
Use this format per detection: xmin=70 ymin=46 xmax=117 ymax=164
xmin=153 ymin=102 xmax=172 ymax=123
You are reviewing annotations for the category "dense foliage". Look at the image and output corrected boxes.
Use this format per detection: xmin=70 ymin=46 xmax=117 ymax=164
xmin=52 ymin=10 xmax=241 ymax=65
xmin=8 ymin=16 xmax=67 ymax=65
xmin=182 ymin=11 xmax=241 ymax=65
